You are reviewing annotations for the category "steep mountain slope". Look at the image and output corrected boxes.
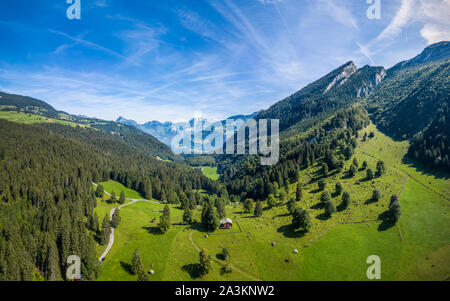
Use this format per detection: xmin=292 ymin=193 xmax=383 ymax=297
xmin=367 ymin=42 xmax=450 ymax=140
xmin=0 ymin=92 xmax=179 ymax=161
xmin=255 ymin=61 xmax=386 ymax=132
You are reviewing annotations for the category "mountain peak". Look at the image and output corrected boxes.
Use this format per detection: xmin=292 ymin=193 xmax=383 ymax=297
xmin=324 ymin=61 xmax=358 ymax=93
xmin=389 ymin=41 xmax=450 ymax=72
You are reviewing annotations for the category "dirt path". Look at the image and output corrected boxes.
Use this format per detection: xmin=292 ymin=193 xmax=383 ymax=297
xmin=188 ymin=232 xmax=261 ymax=281
xmin=361 ymin=152 xmax=449 ymax=202
xmin=94 ymin=183 xmax=162 ymax=262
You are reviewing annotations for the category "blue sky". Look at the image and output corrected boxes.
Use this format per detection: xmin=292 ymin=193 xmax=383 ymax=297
xmin=0 ymin=0 xmax=449 ymax=122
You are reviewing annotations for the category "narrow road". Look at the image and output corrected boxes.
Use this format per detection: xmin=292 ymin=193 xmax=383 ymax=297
xmin=93 ymin=183 xmax=162 ymax=263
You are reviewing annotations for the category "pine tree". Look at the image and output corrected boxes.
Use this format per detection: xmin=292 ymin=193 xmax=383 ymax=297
xmin=254 ymin=201 xmax=263 ymax=217
xmin=216 ymin=198 xmax=226 ymax=219
xmin=183 ymin=208 xmax=193 ymax=225
xmin=295 ymin=183 xmax=302 ymax=202
xmin=101 ymin=214 xmax=111 ymax=246
xmin=325 ymin=200 xmax=336 ymax=216
xmin=137 ymin=270 xmax=148 ymax=281
xmin=287 ymin=198 xmax=296 ymax=214
xmin=372 ymin=188 xmax=382 ymax=202
xmin=335 ymin=182 xmax=343 ymax=195
xmin=112 ymin=209 xmax=121 ymax=228
xmin=95 ymin=184 xmax=104 ymax=198
xmin=292 ymin=207 xmax=312 ymax=232
xmin=243 ymin=198 xmax=254 ymax=214
xmin=199 ymin=249 xmax=212 ymax=276
xmin=131 ymin=249 xmax=143 ymax=275
xmin=342 ymin=192 xmax=351 ymax=209
xmin=118 ymin=191 xmax=126 ymax=204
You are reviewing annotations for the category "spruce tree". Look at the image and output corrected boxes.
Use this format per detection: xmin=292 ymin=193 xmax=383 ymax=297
xmin=254 ymin=201 xmax=263 ymax=217
xmin=101 ymin=214 xmax=111 ymax=246
xmin=131 ymin=249 xmax=143 ymax=275
xmin=119 ymin=191 xmax=126 ymax=204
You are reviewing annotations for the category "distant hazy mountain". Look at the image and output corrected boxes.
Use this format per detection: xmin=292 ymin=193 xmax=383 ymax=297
xmin=116 ymin=112 xmax=260 ymax=150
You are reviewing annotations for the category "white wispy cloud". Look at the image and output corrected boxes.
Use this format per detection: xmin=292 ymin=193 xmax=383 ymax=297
xmin=317 ymin=0 xmax=359 ymax=30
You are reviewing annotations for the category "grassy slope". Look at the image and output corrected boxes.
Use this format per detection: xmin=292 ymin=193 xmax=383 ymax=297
xmin=96 ymin=124 xmax=449 ymax=281
xmin=99 ymin=180 xmax=143 ymax=199
xmin=200 ymin=166 xmax=220 ymax=181
xmin=0 ymin=111 xmax=87 ymax=127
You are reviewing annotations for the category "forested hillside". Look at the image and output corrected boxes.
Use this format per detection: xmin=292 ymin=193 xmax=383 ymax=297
xmin=0 ymin=92 xmax=179 ymax=161
xmin=255 ymin=61 xmax=385 ymax=131
xmin=0 ymin=120 xmax=218 ymax=280
xmin=366 ymin=42 xmax=449 ymax=171
xmin=219 ymin=106 xmax=370 ymax=201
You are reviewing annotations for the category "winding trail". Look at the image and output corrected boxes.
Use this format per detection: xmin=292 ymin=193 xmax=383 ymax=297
xmin=361 ymin=152 xmax=449 ymax=202
xmin=93 ymin=183 xmax=162 ymax=262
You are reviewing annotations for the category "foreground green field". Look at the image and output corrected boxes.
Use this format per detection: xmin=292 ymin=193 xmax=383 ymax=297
xmin=96 ymin=124 xmax=449 ymax=281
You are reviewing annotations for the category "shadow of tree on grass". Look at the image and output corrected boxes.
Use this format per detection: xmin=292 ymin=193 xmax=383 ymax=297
xmin=182 ymin=264 xmax=201 ymax=279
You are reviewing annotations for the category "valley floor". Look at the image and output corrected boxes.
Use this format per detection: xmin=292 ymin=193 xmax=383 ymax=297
xmin=95 ymin=123 xmax=450 ymax=281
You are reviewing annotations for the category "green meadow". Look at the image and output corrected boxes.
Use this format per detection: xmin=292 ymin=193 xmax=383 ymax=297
xmin=95 ymin=123 xmax=450 ymax=281
xmin=0 ymin=111 xmax=87 ymax=127
xmin=200 ymin=166 xmax=220 ymax=181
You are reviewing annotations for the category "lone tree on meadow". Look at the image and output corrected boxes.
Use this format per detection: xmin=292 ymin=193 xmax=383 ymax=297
xmin=267 ymin=194 xmax=277 ymax=208
xmin=322 ymin=163 xmax=329 ymax=177
xmin=101 ymin=214 xmax=111 ymax=245
xmin=342 ymin=191 xmax=351 ymax=209
xmin=131 ymin=249 xmax=143 ymax=275
xmin=183 ymin=207 xmax=193 ymax=225
xmin=372 ymin=188 xmax=382 ymax=202
xmin=137 ymin=270 xmax=149 ymax=281
xmin=296 ymin=183 xmax=303 ymax=202
xmin=320 ymin=191 xmax=332 ymax=204
xmin=108 ymin=191 xmax=117 ymax=204
xmin=362 ymin=161 xmax=368 ymax=170
xmin=292 ymin=207 xmax=312 ymax=232
xmin=366 ymin=168 xmax=374 ymax=180
xmin=348 ymin=164 xmax=357 ymax=178
xmin=118 ymin=191 xmax=126 ymax=204
xmin=243 ymin=198 xmax=255 ymax=214
xmin=216 ymin=198 xmax=226 ymax=219
xmin=287 ymin=198 xmax=297 ymax=214
xmin=254 ymin=201 xmax=263 ymax=217
xmin=389 ymin=195 xmax=401 ymax=223
xmin=199 ymin=249 xmax=212 ymax=277
xmin=201 ymin=202 xmax=219 ymax=232
xmin=318 ymin=179 xmax=327 ymax=191
xmin=376 ymin=161 xmax=386 ymax=177
xmin=335 ymin=182 xmax=343 ymax=195
xmin=158 ymin=205 xmax=171 ymax=233
xmin=95 ymin=184 xmax=104 ymax=198
xmin=112 ymin=209 xmax=121 ymax=228
xmin=352 ymin=157 xmax=359 ymax=169
xmin=324 ymin=200 xmax=336 ymax=216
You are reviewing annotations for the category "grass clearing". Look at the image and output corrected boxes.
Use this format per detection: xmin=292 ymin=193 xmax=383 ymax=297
xmin=200 ymin=166 xmax=220 ymax=181
xmin=99 ymin=180 xmax=143 ymax=199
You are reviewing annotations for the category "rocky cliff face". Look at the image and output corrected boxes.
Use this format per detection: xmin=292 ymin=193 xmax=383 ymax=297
xmin=324 ymin=61 xmax=358 ymax=93
xmin=356 ymin=68 xmax=386 ymax=98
